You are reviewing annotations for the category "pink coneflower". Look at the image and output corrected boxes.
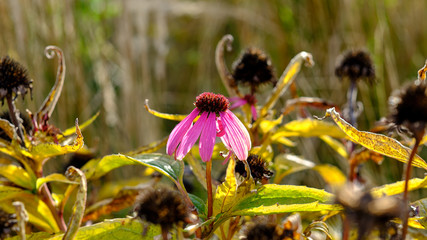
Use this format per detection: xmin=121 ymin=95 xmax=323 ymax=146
xmin=229 ymin=94 xmax=258 ymax=120
xmin=167 ymin=92 xmax=251 ymax=162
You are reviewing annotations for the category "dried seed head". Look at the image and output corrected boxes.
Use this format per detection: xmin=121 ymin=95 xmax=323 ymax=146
xmin=235 ymin=154 xmax=273 ymax=183
xmin=195 ymin=92 xmax=229 ymax=114
xmin=335 ymin=50 xmax=375 ymax=84
xmin=389 ymin=82 xmax=427 ymax=136
xmin=0 ymin=209 xmax=17 ymax=239
xmin=241 ymin=222 xmax=283 ymax=240
xmin=336 ymin=184 xmax=404 ymax=240
xmin=134 ymin=187 xmax=189 ymax=230
xmin=0 ymin=56 xmax=33 ymax=102
xmin=232 ymin=48 xmax=276 ymax=93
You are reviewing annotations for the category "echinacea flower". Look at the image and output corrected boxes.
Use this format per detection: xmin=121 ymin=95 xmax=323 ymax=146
xmin=167 ymin=92 xmax=251 ymax=162
xmin=0 ymin=56 xmax=33 ymax=102
xmin=335 ymin=50 xmax=375 ymax=84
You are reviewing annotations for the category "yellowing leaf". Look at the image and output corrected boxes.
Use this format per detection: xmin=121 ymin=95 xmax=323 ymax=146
xmin=260 ymin=52 xmax=314 ymax=117
xmin=258 ymin=115 xmax=283 ymax=134
xmin=0 ymin=119 xmax=16 ymax=140
xmin=324 ymin=108 xmax=427 ymax=170
xmin=61 ymin=112 xmax=100 ymax=137
xmin=213 ymin=157 xmax=255 ymax=216
xmin=27 ymin=122 xmax=84 ymax=163
xmin=145 ymin=99 xmax=188 ymax=121
xmin=272 ymin=119 xmax=347 ymax=140
xmin=312 ymin=165 xmax=347 ymax=190
xmin=0 ymin=165 xmax=34 ymax=190
xmin=36 ymin=173 xmax=78 ymax=190
xmin=319 ymin=135 xmax=348 ymax=158
xmin=371 ymin=175 xmax=427 ymax=198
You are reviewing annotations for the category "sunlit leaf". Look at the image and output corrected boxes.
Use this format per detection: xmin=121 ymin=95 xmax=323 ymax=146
xmin=274 ymin=137 xmax=296 ymax=147
xmin=83 ymin=188 xmax=140 ymax=223
xmin=231 ymin=184 xmax=342 ymax=216
xmin=0 ymin=191 xmax=59 ymax=233
xmin=324 ymin=108 xmax=427 ymax=170
xmin=26 ymin=122 xmax=84 ymax=163
xmin=87 ymin=154 xmax=184 ymax=185
xmin=17 ymin=218 xmax=164 ymax=240
xmin=258 ymin=115 xmax=283 ymax=134
xmin=0 ymin=164 xmax=34 ymax=190
xmin=61 ymin=112 xmax=100 ymax=137
xmin=273 ymin=154 xmax=314 ymax=183
xmin=36 ymin=173 xmax=78 ymax=190
xmin=0 ymin=119 xmax=16 ymax=140
xmin=63 ymin=167 xmax=87 ymax=240
xmin=312 ymin=165 xmax=347 ymax=190
xmin=213 ymin=157 xmax=255 ymax=216
xmin=272 ymin=119 xmax=347 ymax=140
xmin=319 ymin=135 xmax=348 ymax=158
xmin=260 ymin=51 xmax=314 ymax=117
xmin=145 ymin=99 xmax=187 ymax=121
xmin=371 ymin=175 xmax=427 ymax=198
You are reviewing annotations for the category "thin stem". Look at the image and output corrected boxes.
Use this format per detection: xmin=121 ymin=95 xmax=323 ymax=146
xmin=6 ymin=96 xmax=25 ymax=146
xmin=347 ymin=80 xmax=358 ymax=127
xmin=401 ymin=136 xmax=422 ymax=240
xmin=161 ymin=227 xmax=168 ymax=240
xmin=215 ymin=34 xmax=237 ymax=97
xmin=206 ymin=160 xmax=213 ymax=220
xmin=342 ymin=215 xmax=350 ymax=240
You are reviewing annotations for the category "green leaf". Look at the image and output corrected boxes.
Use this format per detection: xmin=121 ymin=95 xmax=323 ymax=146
xmin=36 ymin=173 xmax=78 ymax=190
xmin=260 ymin=51 xmax=314 ymax=117
xmin=188 ymin=193 xmax=206 ymax=218
xmin=87 ymin=154 xmax=184 ymax=184
xmin=324 ymin=108 xmax=427 ymax=170
xmin=48 ymin=218 xmax=163 ymax=240
xmin=371 ymin=175 xmax=427 ymax=198
xmin=0 ymin=165 xmax=34 ymax=190
xmin=231 ymin=184 xmax=342 ymax=216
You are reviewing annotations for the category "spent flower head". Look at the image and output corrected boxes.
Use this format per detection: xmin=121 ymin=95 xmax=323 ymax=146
xmin=0 ymin=56 xmax=33 ymax=102
xmin=134 ymin=187 xmax=189 ymax=231
xmin=232 ymin=48 xmax=276 ymax=94
xmin=0 ymin=209 xmax=17 ymax=239
xmin=167 ymin=92 xmax=251 ymax=162
xmin=335 ymin=50 xmax=375 ymax=84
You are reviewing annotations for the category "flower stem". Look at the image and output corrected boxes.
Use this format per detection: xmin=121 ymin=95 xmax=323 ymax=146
xmin=401 ymin=135 xmax=422 ymax=240
xmin=6 ymin=96 xmax=25 ymax=146
xmin=206 ymin=160 xmax=213 ymax=220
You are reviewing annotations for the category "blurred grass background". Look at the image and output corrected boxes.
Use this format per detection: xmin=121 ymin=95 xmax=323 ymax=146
xmin=1 ymin=0 xmax=426 ymax=187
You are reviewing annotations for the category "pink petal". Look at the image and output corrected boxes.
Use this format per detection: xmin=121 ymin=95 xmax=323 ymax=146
xmin=216 ymin=118 xmax=226 ymax=137
xmin=225 ymin=110 xmax=251 ymax=150
xmin=230 ymin=98 xmax=248 ymax=110
xmin=175 ymin=112 xmax=208 ymax=160
xmin=250 ymin=104 xmax=258 ymax=120
xmin=199 ymin=113 xmax=216 ymax=162
xmin=166 ymin=108 xmax=200 ymax=156
xmin=219 ymin=111 xmax=251 ymax=160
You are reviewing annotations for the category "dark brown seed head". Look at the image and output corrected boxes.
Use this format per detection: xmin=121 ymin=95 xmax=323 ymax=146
xmin=0 ymin=56 xmax=33 ymax=101
xmin=195 ymin=92 xmax=229 ymax=114
xmin=242 ymin=222 xmax=283 ymax=240
xmin=134 ymin=187 xmax=189 ymax=230
xmin=0 ymin=209 xmax=17 ymax=239
xmin=389 ymin=82 xmax=427 ymax=137
xmin=232 ymin=48 xmax=276 ymax=92
xmin=335 ymin=50 xmax=375 ymax=84
xmin=235 ymin=154 xmax=273 ymax=183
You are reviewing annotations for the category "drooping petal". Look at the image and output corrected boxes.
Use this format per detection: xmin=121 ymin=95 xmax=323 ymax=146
xmin=230 ymin=98 xmax=248 ymax=110
xmin=216 ymin=118 xmax=226 ymax=137
xmin=225 ymin=110 xmax=251 ymax=150
xmin=175 ymin=112 xmax=208 ymax=160
xmin=199 ymin=113 xmax=216 ymax=162
xmin=250 ymin=104 xmax=258 ymax=120
xmin=219 ymin=111 xmax=251 ymax=160
xmin=166 ymin=108 xmax=200 ymax=156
